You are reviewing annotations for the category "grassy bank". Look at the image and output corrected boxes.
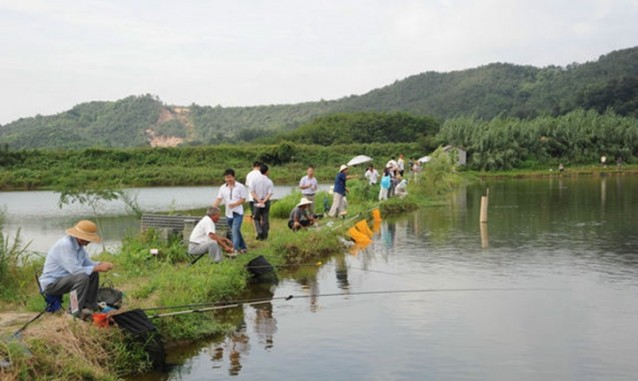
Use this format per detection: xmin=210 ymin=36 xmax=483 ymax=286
xmin=468 ymin=163 xmax=638 ymax=179
xmin=0 ymin=149 xmax=466 ymax=380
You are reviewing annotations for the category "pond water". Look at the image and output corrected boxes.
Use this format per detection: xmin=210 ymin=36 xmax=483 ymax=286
xmin=4 ymin=176 xmax=638 ymax=380
xmin=0 ymin=185 xmax=320 ymax=255
xmin=140 ymin=174 xmax=638 ymax=381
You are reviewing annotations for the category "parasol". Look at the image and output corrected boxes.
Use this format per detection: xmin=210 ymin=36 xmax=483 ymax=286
xmin=347 ymin=155 xmax=373 ymax=166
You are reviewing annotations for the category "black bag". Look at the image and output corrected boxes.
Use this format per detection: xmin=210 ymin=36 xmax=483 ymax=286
xmin=112 ymin=309 xmax=166 ymax=370
xmin=98 ymin=280 xmax=123 ymax=309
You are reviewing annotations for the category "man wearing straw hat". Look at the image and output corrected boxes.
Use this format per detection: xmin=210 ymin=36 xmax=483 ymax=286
xmin=39 ymin=220 xmax=113 ymax=315
xmin=328 ymin=164 xmax=354 ymax=218
xmin=288 ymin=197 xmax=317 ymax=231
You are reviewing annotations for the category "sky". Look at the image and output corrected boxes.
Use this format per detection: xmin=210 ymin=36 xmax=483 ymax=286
xmin=1 ymin=0 xmax=637 ymax=125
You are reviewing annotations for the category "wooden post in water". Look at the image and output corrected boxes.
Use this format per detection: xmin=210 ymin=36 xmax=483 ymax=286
xmin=479 ymin=188 xmax=490 ymax=223
xmin=480 ymin=221 xmax=489 ymax=248
xmin=480 ymin=188 xmax=489 ymax=247
xmin=479 ymin=197 xmax=488 ymax=223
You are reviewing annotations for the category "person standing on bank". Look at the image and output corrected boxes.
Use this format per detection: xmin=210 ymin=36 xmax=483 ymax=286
xmin=213 ymin=169 xmax=248 ymax=254
xmin=364 ymin=164 xmax=379 ymax=185
xmin=328 ymin=164 xmax=355 ymax=218
xmin=188 ymin=207 xmax=234 ymax=262
xmin=250 ymin=163 xmax=274 ymax=240
xmin=39 ymin=220 xmax=113 ymax=316
xmin=299 ymin=165 xmax=318 ymax=214
xmin=245 ymin=161 xmax=262 ymax=218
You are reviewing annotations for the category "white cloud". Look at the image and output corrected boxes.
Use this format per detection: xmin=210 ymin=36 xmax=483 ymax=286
xmin=0 ymin=0 xmax=637 ymax=124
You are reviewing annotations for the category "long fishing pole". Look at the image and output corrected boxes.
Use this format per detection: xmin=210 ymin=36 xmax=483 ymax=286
xmin=327 ymin=204 xmax=382 ymax=231
xmin=144 ymin=287 xmax=547 ymax=318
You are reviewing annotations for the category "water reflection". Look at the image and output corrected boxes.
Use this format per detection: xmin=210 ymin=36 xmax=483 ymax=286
xmin=334 ymin=254 xmax=349 ymax=290
xmin=130 ymin=176 xmax=638 ymax=380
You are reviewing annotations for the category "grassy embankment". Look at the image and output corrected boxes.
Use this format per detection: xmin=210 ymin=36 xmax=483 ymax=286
xmin=0 ymin=148 xmax=462 ymax=380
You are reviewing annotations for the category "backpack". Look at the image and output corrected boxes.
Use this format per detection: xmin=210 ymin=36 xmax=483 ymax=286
xmin=381 ymin=175 xmax=391 ymax=189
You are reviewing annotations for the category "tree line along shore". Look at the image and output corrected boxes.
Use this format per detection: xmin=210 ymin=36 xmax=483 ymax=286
xmin=2 ymin=108 xmax=637 ymax=191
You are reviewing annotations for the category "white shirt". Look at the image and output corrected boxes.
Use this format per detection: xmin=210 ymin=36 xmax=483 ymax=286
xmin=364 ymin=169 xmax=379 ymax=185
xmin=245 ymin=169 xmax=261 ymax=202
xmin=299 ymin=175 xmax=318 ymax=196
xmin=386 ymin=159 xmax=398 ymax=171
xmin=250 ymin=174 xmax=274 ymax=204
xmin=189 ymin=215 xmax=216 ymax=244
xmin=216 ymin=182 xmax=247 ymax=218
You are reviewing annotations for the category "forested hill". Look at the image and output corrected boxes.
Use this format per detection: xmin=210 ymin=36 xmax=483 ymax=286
xmin=1 ymin=46 xmax=636 ymax=149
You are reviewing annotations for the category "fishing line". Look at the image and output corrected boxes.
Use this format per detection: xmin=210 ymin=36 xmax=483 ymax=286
xmin=144 ymin=287 xmax=554 ymax=318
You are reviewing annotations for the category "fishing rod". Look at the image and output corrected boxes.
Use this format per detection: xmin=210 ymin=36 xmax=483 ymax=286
xmin=144 ymin=287 xmax=547 ymax=318
xmin=327 ymin=204 xmax=381 ymax=232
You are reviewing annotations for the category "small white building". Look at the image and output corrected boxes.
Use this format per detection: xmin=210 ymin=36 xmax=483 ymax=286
xmin=442 ymin=145 xmax=467 ymax=166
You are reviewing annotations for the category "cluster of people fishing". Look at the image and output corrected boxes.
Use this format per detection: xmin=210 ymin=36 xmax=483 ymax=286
xmin=365 ymin=154 xmax=421 ymax=201
xmin=37 ymin=155 xmax=414 ymax=318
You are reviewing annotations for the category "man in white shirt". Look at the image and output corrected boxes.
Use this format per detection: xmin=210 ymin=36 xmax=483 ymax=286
xmin=213 ymin=168 xmax=248 ymax=254
xmin=245 ymin=161 xmax=262 ymax=217
xmin=188 ymin=207 xmax=234 ymax=262
xmin=250 ymin=164 xmax=274 ymax=240
xmin=298 ymin=165 xmax=318 ymax=214
xmin=364 ymin=165 xmax=379 ymax=185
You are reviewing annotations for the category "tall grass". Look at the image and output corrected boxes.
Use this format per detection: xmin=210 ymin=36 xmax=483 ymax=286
xmin=0 ymin=211 xmax=38 ymax=304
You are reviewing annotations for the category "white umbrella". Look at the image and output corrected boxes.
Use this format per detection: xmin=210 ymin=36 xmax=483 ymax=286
xmin=347 ymin=155 xmax=373 ymax=166
xmin=418 ymin=155 xmax=431 ymax=163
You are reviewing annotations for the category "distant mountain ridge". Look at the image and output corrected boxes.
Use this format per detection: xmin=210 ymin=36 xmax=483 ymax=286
xmin=1 ymin=46 xmax=636 ymax=149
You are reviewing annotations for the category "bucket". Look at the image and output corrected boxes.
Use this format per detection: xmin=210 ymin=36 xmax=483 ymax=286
xmin=92 ymin=313 xmax=110 ymax=328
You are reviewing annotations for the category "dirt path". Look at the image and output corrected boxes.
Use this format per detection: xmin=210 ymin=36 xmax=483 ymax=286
xmin=0 ymin=311 xmax=40 ymax=335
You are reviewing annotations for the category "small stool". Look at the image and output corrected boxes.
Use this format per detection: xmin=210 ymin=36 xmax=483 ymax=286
xmin=35 ymin=272 xmax=64 ymax=313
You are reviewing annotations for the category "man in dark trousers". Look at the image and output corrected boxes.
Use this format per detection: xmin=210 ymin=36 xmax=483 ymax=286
xmin=39 ymin=220 xmax=113 ymax=317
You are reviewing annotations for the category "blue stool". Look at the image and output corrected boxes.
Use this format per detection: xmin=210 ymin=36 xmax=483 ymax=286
xmin=36 ymin=272 xmax=64 ymax=313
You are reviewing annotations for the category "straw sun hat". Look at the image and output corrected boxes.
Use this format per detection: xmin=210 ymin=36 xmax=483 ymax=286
xmin=296 ymin=197 xmax=313 ymax=208
xmin=66 ymin=220 xmax=102 ymax=243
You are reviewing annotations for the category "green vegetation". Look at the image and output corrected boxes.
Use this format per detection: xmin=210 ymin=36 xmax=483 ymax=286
xmin=0 ymin=212 xmax=38 ymax=304
xmin=2 ymin=106 xmax=637 ymax=190
xmin=1 ymin=46 xmax=637 ymax=149
xmin=257 ymin=112 xmax=440 ymax=147
xmin=0 ymin=142 xmax=420 ymax=190
xmin=439 ymin=109 xmax=638 ymax=170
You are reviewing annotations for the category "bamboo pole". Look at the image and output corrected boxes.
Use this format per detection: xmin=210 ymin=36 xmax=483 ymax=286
xmin=480 ymin=221 xmax=489 ymax=248
xmin=480 ymin=196 xmax=488 ymax=223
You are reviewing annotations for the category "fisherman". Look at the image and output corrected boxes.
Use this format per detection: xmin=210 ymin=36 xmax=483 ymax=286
xmin=328 ymin=164 xmax=355 ymax=218
xmin=188 ymin=207 xmax=235 ymax=262
xmin=288 ymin=197 xmax=317 ymax=231
xmin=38 ymin=220 xmax=113 ymax=317
xmin=395 ymin=177 xmax=408 ymax=198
